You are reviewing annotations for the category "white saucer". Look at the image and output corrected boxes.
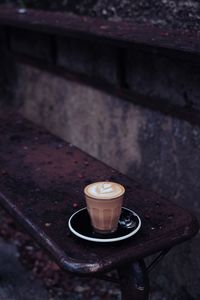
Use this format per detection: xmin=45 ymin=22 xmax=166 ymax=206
xmin=68 ymin=207 xmax=141 ymax=243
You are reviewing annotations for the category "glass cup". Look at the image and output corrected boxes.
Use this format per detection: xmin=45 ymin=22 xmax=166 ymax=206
xmin=84 ymin=182 xmax=125 ymax=234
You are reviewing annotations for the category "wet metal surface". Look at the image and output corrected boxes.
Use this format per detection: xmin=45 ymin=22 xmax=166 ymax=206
xmin=0 ymin=110 xmax=198 ymax=275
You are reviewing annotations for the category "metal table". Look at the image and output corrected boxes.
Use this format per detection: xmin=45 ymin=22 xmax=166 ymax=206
xmin=0 ymin=110 xmax=198 ymax=299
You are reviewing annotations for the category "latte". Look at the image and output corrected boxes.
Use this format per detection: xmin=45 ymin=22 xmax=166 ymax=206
xmin=84 ymin=182 xmax=125 ymax=200
xmin=84 ymin=182 xmax=125 ymax=234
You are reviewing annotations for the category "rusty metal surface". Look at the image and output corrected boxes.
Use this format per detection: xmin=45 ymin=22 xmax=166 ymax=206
xmin=0 ymin=110 xmax=198 ymax=275
xmin=0 ymin=7 xmax=200 ymax=55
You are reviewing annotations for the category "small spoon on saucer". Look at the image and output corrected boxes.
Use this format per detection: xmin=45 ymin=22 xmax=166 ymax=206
xmin=119 ymin=212 xmax=137 ymax=229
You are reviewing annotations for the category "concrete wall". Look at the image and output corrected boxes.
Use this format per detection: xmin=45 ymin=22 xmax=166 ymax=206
xmin=126 ymin=50 xmax=200 ymax=111
xmin=12 ymin=63 xmax=200 ymax=300
xmin=7 ymin=27 xmax=200 ymax=121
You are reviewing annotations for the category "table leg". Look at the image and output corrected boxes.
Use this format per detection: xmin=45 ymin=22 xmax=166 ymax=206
xmin=118 ymin=260 xmax=149 ymax=300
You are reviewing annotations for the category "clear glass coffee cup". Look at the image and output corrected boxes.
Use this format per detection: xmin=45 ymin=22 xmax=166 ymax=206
xmin=84 ymin=182 xmax=125 ymax=234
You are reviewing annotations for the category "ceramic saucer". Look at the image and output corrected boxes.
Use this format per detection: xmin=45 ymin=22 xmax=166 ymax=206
xmin=68 ymin=207 xmax=141 ymax=243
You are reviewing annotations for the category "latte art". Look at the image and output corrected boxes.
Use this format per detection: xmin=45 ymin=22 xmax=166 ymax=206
xmin=84 ymin=182 xmax=125 ymax=199
xmin=97 ymin=183 xmax=114 ymax=194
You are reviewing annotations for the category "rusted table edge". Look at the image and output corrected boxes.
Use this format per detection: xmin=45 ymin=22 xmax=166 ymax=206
xmin=0 ymin=191 xmax=102 ymax=274
xmin=0 ymin=189 xmax=198 ymax=275
xmin=0 ymin=7 xmax=200 ymax=55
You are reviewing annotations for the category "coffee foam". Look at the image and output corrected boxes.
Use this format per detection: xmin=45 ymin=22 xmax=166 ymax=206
xmin=84 ymin=182 xmax=125 ymax=199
